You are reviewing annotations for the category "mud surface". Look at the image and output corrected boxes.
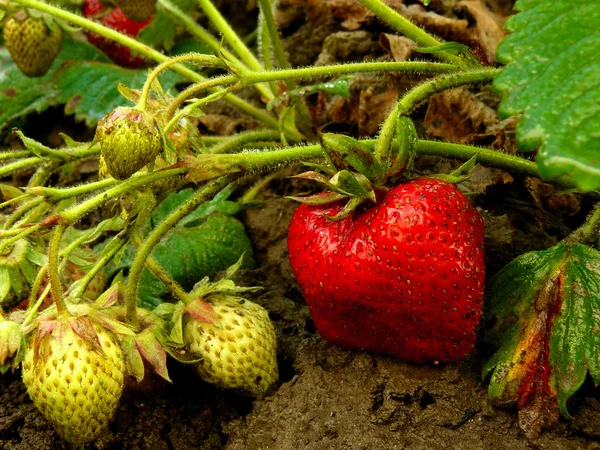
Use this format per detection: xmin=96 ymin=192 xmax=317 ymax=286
xmin=1 ymin=0 xmax=599 ymax=449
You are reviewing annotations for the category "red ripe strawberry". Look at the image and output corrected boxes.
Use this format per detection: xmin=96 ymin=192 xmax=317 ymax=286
xmin=287 ymin=177 xmax=485 ymax=363
xmin=83 ymin=0 xmax=151 ymax=68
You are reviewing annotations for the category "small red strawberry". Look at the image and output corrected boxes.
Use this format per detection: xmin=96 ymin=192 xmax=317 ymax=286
xmin=287 ymin=177 xmax=485 ymax=363
xmin=83 ymin=0 xmax=151 ymax=68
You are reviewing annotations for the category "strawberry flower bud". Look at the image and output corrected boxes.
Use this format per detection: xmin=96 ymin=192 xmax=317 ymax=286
xmin=95 ymin=106 xmax=163 ymax=180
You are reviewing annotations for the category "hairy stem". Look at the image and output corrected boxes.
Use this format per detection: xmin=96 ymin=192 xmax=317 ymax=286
xmin=357 ymin=0 xmax=469 ymax=67
xmin=209 ymin=130 xmax=282 ymax=154
xmin=376 ymin=68 xmax=500 ymax=164
xmin=125 ymin=176 xmax=232 ymax=325
xmin=138 ymin=54 xmax=224 ymax=111
xmin=48 ymin=224 xmax=68 ymax=316
xmin=562 ymin=203 xmax=600 ymax=246
xmin=241 ymin=61 xmax=457 ymax=85
xmin=130 ymin=228 xmax=194 ymax=304
xmin=59 ymin=168 xmax=187 ymax=225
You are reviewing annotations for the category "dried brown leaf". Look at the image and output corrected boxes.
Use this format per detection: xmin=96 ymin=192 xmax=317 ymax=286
xmin=424 ymin=87 xmax=498 ymax=144
xmin=379 ymin=34 xmax=417 ymax=62
xmin=358 ymin=87 xmax=398 ymax=137
xmin=457 ymin=0 xmax=507 ymax=64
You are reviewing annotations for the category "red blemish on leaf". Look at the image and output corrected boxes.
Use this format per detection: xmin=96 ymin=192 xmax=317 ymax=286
xmin=4 ymin=88 xmax=16 ymax=98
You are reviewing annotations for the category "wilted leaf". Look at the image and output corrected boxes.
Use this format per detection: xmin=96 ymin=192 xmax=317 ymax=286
xmin=484 ymin=244 xmax=600 ymax=440
xmin=493 ymin=0 xmax=600 ymax=191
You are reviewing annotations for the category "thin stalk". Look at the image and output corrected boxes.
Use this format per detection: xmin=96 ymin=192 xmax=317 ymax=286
xmin=257 ymin=0 xmax=291 ymax=73
xmin=357 ymin=0 xmax=468 ymax=67
xmin=125 ymin=176 xmax=232 ymax=325
xmin=0 ymin=150 xmax=30 ymax=161
xmin=165 ymin=75 xmax=238 ymax=123
xmin=0 ymin=224 xmax=43 ymax=254
xmin=67 ymin=235 xmax=127 ymax=300
xmin=241 ymin=61 xmax=457 ymax=85
xmin=166 ymin=89 xmax=233 ymax=133
xmin=48 ymin=224 xmax=68 ymax=316
xmin=138 ymin=54 xmax=224 ymax=111
xmin=209 ymin=130 xmax=282 ymax=154
xmin=22 ymin=284 xmax=51 ymax=328
xmin=0 ymin=157 xmax=42 ymax=178
xmin=9 ymin=0 xmax=279 ymax=129
xmin=58 ymin=168 xmax=186 ymax=224
xmin=376 ymin=68 xmax=500 ymax=164
xmin=562 ymin=203 xmax=600 ymax=245
xmin=27 ymin=178 xmax=118 ymax=201
xmin=130 ymin=228 xmax=194 ymax=304
xmin=157 ymin=0 xmax=274 ymax=101
xmin=196 ymin=0 xmax=265 ymax=73
xmin=3 ymin=197 xmax=44 ymax=229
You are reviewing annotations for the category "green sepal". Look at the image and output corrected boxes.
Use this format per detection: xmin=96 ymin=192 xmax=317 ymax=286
xmin=320 ymin=133 xmax=385 ymax=185
xmin=323 ymin=197 xmax=365 ymax=221
xmin=430 ymin=155 xmax=478 ymax=184
xmin=483 ymin=243 xmax=600 ymax=439
xmin=387 ymin=115 xmax=417 ymax=179
xmin=286 ymin=191 xmax=346 ymax=206
xmin=122 ymin=336 xmax=145 ymax=383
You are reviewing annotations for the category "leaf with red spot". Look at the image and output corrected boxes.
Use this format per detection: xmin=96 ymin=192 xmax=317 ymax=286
xmin=483 ymin=243 xmax=600 ymax=440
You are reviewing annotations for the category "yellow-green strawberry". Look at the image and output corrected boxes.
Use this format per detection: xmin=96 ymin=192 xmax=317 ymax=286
xmin=22 ymin=317 xmax=125 ymax=445
xmin=114 ymin=0 xmax=157 ymax=23
xmin=183 ymin=294 xmax=278 ymax=396
xmin=3 ymin=11 xmax=64 ymax=77
xmin=95 ymin=106 xmax=163 ymax=180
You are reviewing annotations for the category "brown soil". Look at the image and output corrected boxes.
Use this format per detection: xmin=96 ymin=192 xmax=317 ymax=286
xmin=1 ymin=1 xmax=599 ymax=449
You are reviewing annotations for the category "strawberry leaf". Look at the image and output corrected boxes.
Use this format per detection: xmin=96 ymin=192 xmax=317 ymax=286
xmin=0 ymin=36 xmax=182 ymax=131
xmin=483 ymin=243 xmax=600 ymax=440
xmin=493 ymin=0 xmax=600 ymax=192
xmin=138 ymin=0 xmax=196 ymax=51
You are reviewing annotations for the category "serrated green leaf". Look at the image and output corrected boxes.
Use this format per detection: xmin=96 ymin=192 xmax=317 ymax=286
xmin=484 ymin=243 xmax=600 ymax=439
xmin=493 ymin=0 xmax=600 ymax=192
xmin=0 ymin=36 xmax=182 ymax=131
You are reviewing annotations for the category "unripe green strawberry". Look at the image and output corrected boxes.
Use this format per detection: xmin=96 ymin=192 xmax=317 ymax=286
xmin=114 ymin=0 xmax=156 ymax=23
xmin=3 ymin=11 xmax=64 ymax=77
xmin=22 ymin=319 xmax=125 ymax=445
xmin=183 ymin=294 xmax=278 ymax=396
xmin=95 ymin=106 xmax=163 ymax=180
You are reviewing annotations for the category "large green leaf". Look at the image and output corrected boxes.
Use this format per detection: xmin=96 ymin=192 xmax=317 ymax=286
xmin=493 ymin=0 xmax=600 ymax=192
xmin=0 ymin=36 xmax=182 ymax=130
xmin=483 ymin=244 xmax=600 ymax=440
xmin=106 ymin=189 xmax=254 ymax=309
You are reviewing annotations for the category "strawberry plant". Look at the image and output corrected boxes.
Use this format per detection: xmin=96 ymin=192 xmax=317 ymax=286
xmin=0 ymin=0 xmax=598 ymax=446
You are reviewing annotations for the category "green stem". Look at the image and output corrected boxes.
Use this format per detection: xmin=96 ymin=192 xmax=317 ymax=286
xmin=209 ymin=130 xmax=282 ymax=154
xmin=0 ymin=157 xmax=42 ymax=178
xmin=9 ymin=0 xmax=279 ymax=129
xmin=165 ymin=75 xmax=238 ymax=123
xmin=0 ymin=150 xmax=30 ymax=161
xmin=0 ymin=224 xmax=43 ymax=254
xmin=166 ymin=89 xmax=234 ymax=133
xmin=357 ymin=0 xmax=467 ymax=67
xmin=257 ymin=0 xmax=290 ymax=73
xmin=562 ymin=203 xmax=600 ymax=245
xmin=59 ymin=168 xmax=187 ymax=225
xmin=376 ymin=68 xmax=500 ymax=164
xmin=3 ymin=197 xmax=44 ymax=229
xmin=138 ymin=53 xmax=224 ymax=111
xmin=157 ymin=0 xmax=274 ymax=101
xmin=196 ymin=0 xmax=265 ymax=73
xmin=241 ymin=61 xmax=457 ymax=85
xmin=67 ymin=234 xmax=127 ymax=300
xmin=48 ymin=224 xmax=68 ymax=316
xmin=125 ymin=176 xmax=231 ymax=325
xmin=27 ymin=178 xmax=118 ymax=201
xmin=130 ymin=228 xmax=194 ymax=304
